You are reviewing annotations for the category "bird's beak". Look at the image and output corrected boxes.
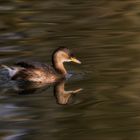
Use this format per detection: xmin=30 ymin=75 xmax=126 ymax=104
xmin=71 ymin=57 xmax=81 ymax=64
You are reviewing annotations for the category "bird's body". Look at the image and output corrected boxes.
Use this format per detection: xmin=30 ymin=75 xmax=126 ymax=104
xmin=1 ymin=47 xmax=81 ymax=83
xmin=11 ymin=61 xmax=59 ymax=83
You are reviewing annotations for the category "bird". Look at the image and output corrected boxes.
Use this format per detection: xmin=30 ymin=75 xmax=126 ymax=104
xmin=1 ymin=47 xmax=81 ymax=83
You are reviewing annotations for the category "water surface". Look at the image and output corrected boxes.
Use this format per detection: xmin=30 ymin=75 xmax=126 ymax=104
xmin=0 ymin=0 xmax=140 ymax=140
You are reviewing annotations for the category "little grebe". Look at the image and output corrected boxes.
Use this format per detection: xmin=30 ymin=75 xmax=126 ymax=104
xmin=1 ymin=47 xmax=81 ymax=83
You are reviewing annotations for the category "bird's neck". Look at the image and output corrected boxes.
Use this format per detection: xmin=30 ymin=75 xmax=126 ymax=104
xmin=52 ymin=57 xmax=67 ymax=76
xmin=54 ymin=62 xmax=67 ymax=76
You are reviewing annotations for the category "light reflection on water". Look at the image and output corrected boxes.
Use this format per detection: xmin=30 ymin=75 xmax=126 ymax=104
xmin=0 ymin=0 xmax=140 ymax=140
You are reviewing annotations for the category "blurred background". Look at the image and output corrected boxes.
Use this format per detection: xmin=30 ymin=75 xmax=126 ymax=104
xmin=0 ymin=0 xmax=140 ymax=140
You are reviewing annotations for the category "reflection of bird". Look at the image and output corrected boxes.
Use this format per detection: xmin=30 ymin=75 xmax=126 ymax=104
xmin=16 ymin=79 xmax=83 ymax=105
xmin=54 ymin=80 xmax=82 ymax=105
xmin=1 ymin=47 xmax=81 ymax=83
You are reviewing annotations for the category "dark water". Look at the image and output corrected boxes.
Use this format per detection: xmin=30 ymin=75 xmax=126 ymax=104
xmin=0 ymin=0 xmax=140 ymax=140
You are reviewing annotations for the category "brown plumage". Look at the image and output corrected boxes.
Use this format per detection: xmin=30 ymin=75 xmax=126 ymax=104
xmin=12 ymin=62 xmax=58 ymax=82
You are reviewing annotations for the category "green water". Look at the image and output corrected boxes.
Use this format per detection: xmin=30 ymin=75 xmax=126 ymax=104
xmin=0 ymin=0 xmax=140 ymax=140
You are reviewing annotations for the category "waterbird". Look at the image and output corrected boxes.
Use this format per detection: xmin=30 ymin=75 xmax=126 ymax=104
xmin=1 ymin=47 xmax=81 ymax=83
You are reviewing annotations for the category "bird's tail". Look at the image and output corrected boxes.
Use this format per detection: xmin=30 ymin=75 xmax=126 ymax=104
xmin=0 ymin=64 xmax=19 ymax=77
xmin=0 ymin=64 xmax=9 ymax=68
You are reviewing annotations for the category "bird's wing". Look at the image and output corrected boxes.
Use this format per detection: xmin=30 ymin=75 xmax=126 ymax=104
xmin=15 ymin=61 xmax=55 ymax=73
xmin=15 ymin=61 xmax=47 ymax=68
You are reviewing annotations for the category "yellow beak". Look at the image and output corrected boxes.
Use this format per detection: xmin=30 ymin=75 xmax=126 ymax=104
xmin=71 ymin=57 xmax=81 ymax=64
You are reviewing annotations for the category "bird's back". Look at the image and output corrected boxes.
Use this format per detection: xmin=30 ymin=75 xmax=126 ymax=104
xmin=5 ymin=61 xmax=59 ymax=83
